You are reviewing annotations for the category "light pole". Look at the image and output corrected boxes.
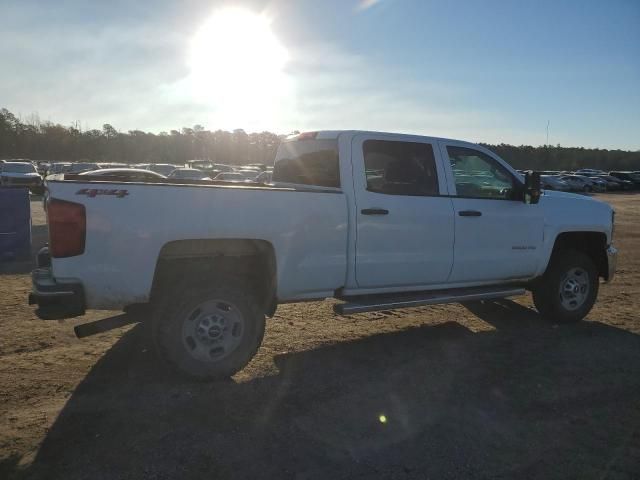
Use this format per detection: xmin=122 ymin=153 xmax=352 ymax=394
xmin=546 ymin=120 xmax=550 ymax=146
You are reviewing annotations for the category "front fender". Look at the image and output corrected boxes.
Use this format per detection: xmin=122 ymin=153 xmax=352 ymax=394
xmin=536 ymin=191 xmax=614 ymax=277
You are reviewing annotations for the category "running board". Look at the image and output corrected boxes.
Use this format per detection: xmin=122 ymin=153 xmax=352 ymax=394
xmin=334 ymin=286 xmax=526 ymax=315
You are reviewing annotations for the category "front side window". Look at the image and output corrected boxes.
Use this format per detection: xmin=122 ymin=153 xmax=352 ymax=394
xmin=363 ymin=140 xmax=439 ymax=196
xmin=447 ymin=146 xmax=517 ymax=199
xmin=273 ymin=139 xmax=340 ymax=188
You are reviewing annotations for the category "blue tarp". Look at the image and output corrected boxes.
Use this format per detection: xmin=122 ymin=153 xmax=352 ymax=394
xmin=0 ymin=188 xmax=31 ymax=260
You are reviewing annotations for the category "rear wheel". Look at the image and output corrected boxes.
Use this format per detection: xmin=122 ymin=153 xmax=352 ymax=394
xmin=532 ymin=250 xmax=599 ymax=323
xmin=152 ymin=283 xmax=265 ymax=380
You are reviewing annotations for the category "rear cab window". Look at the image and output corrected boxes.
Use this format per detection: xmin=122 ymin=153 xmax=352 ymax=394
xmin=363 ymin=140 xmax=439 ymax=196
xmin=273 ymin=137 xmax=340 ymax=188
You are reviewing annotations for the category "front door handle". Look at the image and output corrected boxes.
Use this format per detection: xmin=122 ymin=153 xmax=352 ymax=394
xmin=458 ymin=210 xmax=482 ymax=217
xmin=361 ymin=208 xmax=389 ymax=215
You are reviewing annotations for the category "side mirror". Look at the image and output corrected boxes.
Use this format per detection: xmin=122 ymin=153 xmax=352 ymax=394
xmin=523 ymin=171 xmax=541 ymax=204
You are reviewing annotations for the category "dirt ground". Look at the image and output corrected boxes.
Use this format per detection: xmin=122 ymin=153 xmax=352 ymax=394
xmin=1 ymin=193 xmax=639 ymax=479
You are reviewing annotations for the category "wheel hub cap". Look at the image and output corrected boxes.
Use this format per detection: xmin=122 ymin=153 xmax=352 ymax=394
xmin=559 ymin=268 xmax=589 ymax=311
xmin=181 ymin=300 xmax=244 ymax=362
xmin=208 ymin=325 xmax=222 ymax=339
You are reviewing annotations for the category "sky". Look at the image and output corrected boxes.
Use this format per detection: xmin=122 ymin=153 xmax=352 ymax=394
xmin=1 ymin=0 xmax=638 ymax=149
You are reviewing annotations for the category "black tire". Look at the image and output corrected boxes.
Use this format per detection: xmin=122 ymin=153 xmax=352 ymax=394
xmin=152 ymin=282 xmax=265 ymax=380
xmin=532 ymin=250 xmax=599 ymax=323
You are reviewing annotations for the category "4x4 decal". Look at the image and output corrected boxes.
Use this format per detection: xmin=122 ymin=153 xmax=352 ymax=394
xmin=76 ymin=188 xmax=129 ymax=198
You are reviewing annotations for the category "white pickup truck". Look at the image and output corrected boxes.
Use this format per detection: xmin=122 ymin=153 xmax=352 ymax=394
xmin=29 ymin=130 xmax=617 ymax=379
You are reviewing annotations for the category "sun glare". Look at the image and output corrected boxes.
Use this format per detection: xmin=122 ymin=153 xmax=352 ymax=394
xmin=188 ymin=8 xmax=289 ymax=127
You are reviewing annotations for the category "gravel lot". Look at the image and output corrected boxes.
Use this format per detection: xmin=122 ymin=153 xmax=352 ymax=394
xmin=1 ymin=193 xmax=639 ymax=479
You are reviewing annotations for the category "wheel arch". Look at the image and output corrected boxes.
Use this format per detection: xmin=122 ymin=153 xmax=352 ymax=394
xmin=150 ymin=239 xmax=278 ymax=316
xmin=548 ymin=231 xmax=609 ymax=280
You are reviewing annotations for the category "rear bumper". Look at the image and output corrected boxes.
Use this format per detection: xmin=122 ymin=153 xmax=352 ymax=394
xmin=29 ymin=257 xmax=85 ymax=319
xmin=606 ymin=245 xmax=618 ymax=283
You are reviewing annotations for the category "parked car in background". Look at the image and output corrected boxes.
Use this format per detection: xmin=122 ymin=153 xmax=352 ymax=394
xmin=78 ymin=168 xmax=167 ymax=182
xmin=255 ymin=171 xmax=273 ymax=184
xmin=168 ymin=168 xmax=212 ymax=181
xmin=609 ymin=171 xmax=640 ymax=189
xmin=96 ymin=162 xmax=129 ymax=169
xmin=235 ymin=169 xmax=261 ymax=180
xmin=212 ymin=163 xmax=235 ymax=172
xmin=47 ymin=163 xmax=72 ymax=176
xmin=185 ymin=160 xmax=214 ymax=170
xmin=68 ymin=162 xmax=100 ymax=174
xmin=36 ymin=162 xmax=50 ymax=176
xmin=540 ymin=175 xmax=570 ymax=191
xmin=575 ymin=175 xmax=606 ymax=192
xmin=592 ymin=175 xmax=625 ymax=191
xmin=148 ymin=164 xmax=180 ymax=176
xmin=575 ymin=168 xmax=606 ymax=176
xmin=0 ymin=161 xmax=43 ymax=193
xmin=214 ymin=171 xmax=255 ymax=182
xmin=2 ymin=158 xmax=32 ymax=165
xmin=559 ymin=175 xmax=593 ymax=192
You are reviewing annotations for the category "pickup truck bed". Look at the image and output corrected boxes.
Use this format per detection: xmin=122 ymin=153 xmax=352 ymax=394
xmin=40 ymin=178 xmax=348 ymax=309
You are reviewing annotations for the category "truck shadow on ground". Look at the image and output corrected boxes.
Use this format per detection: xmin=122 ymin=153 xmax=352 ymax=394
xmin=13 ymin=300 xmax=640 ymax=479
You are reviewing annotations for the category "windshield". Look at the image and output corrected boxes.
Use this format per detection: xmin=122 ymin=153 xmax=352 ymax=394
xmin=217 ymin=172 xmax=245 ymax=180
xmin=172 ymin=169 xmax=204 ymax=179
xmin=2 ymin=163 xmax=37 ymax=173
xmin=150 ymin=165 xmax=177 ymax=176
xmin=187 ymin=160 xmax=213 ymax=170
xmin=49 ymin=164 xmax=71 ymax=173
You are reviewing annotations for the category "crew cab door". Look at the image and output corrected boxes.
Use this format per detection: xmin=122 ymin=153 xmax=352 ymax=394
xmin=352 ymin=134 xmax=455 ymax=289
xmin=438 ymin=140 xmax=544 ymax=283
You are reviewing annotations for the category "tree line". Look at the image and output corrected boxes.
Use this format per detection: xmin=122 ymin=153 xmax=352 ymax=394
xmin=0 ymin=108 xmax=280 ymax=166
xmin=481 ymin=143 xmax=640 ymax=172
xmin=1 ymin=108 xmax=638 ymax=171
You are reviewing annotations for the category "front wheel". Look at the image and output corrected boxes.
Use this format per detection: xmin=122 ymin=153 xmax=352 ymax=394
xmin=532 ymin=250 xmax=599 ymax=323
xmin=152 ymin=283 xmax=265 ymax=380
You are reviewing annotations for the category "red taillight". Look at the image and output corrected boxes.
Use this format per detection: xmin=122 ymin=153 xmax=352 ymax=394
xmin=48 ymin=199 xmax=86 ymax=258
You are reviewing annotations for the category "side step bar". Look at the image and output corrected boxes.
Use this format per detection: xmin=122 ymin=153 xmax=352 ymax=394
xmin=334 ymin=286 xmax=526 ymax=315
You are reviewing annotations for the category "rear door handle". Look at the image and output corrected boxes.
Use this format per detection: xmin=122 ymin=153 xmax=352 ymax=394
xmin=458 ymin=210 xmax=482 ymax=217
xmin=361 ymin=208 xmax=389 ymax=215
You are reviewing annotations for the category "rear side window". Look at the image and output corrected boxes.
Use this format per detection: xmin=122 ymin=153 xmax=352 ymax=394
xmin=363 ymin=140 xmax=439 ymax=196
xmin=273 ymin=139 xmax=340 ymax=188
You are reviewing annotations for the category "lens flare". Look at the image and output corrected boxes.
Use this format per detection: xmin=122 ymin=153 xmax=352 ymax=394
xmin=187 ymin=7 xmax=290 ymax=127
